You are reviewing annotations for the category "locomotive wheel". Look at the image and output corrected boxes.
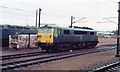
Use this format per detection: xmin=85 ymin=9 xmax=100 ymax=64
xmin=12 ymin=47 xmax=18 ymax=50
xmin=45 ymin=46 xmax=57 ymax=52
xmin=45 ymin=49 xmax=51 ymax=52
xmin=82 ymin=42 xmax=86 ymax=48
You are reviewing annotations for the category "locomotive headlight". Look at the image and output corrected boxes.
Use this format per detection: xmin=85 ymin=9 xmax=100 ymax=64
xmin=49 ymin=35 xmax=51 ymax=38
xmin=37 ymin=35 xmax=41 ymax=38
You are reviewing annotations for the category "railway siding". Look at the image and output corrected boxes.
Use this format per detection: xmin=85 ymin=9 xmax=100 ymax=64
xmin=1 ymin=47 xmax=115 ymax=71
xmin=93 ymin=61 xmax=120 ymax=72
xmin=83 ymin=57 xmax=120 ymax=71
xmin=20 ymin=49 xmax=119 ymax=70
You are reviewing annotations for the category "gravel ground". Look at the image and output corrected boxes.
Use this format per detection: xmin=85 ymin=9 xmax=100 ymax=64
xmin=97 ymin=38 xmax=116 ymax=46
xmin=82 ymin=57 xmax=120 ymax=70
xmin=20 ymin=49 xmax=119 ymax=70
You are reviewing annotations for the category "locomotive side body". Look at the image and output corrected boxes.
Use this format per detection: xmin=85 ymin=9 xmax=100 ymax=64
xmin=37 ymin=25 xmax=99 ymax=51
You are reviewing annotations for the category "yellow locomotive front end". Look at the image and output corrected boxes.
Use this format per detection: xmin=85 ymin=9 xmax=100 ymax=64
xmin=36 ymin=26 xmax=55 ymax=51
xmin=37 ymin=33 xmax=54 ymax=44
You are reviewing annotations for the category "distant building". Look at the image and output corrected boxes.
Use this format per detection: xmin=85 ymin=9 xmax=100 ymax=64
xmin=97 ymin=31 xmax=115 ymax=38
xmin=104 ymin=32 xmax=115 ymax=38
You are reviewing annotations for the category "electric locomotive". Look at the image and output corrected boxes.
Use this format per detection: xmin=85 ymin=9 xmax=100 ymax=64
xmin=37 ymin=25 xmax=99 ymax=51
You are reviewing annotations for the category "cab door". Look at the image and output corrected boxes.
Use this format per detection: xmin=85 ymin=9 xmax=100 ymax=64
xmin=53 ymin=28 xmax=60 ymax=43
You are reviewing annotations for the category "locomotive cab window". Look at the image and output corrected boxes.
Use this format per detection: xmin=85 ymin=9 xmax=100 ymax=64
xmin=90 ymin=32 xmax=94 ymax=35
xmin=38 ymin=27 xmax=53 ymax=33
xmin=64 ymin=30 xmax=70 ymax=34
xmin=53 ymin=28 xmax=59 ymax=35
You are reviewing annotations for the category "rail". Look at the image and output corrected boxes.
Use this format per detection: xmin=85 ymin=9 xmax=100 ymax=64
xmin=1 ymin=44 xmax=116 ymax=61
xmin=93 ymin=61 xmax=120 ymax=72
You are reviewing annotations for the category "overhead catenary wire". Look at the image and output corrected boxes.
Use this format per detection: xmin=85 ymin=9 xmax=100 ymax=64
xmin=0 ymin=0 xmax=118 ymax=27
xmin=1 ymin=0 xmax=73 ymax=18
xmin=0 ymin=11 xmax=35 ymax=17
xmin=0 ymin=5 xmax=71 ymax=19
xmin=1 ymin=0 xmax=117 ymax=19
xmin=0 ymin=5 xmax=85 ymax=20
xmin=0 ymin=6 xmax=35 ymax=13
xmin=107 ymin=0 xmax=118 ymax=3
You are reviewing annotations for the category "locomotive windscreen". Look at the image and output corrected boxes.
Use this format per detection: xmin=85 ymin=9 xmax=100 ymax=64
xmin=38 ymin=27 xmax=53 ymax=33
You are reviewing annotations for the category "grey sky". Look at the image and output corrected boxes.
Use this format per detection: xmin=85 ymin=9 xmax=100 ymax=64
xmin=0 ymin=0 xmax=119 ymax=31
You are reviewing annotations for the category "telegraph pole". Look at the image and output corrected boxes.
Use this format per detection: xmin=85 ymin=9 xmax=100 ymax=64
xmin=38 ymin=8 xmax=42 ymax=28
xmin=35 ymin=10 xmax=38 ymax=27
xmin=115 ymin=1 xmax=120 ymax=57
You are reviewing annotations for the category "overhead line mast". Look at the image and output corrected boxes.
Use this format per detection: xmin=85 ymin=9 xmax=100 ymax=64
xmin=35 ymin=10 xmax=38 ymax=27
xmin=115 ymin=1 xmax=120 ymax=57
xmin=70 ymin=16 xmax=86 ymax=28
xmin=38 ymin=8 xmax=42 ymax=28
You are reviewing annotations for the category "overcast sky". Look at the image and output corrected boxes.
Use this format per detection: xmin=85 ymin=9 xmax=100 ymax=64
xmin=0 ymin=0 xmax=119 ymax=31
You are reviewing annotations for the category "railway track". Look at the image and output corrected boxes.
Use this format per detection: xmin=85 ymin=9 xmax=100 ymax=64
xmin=1 ymin=44 xmax=116 ymax=61
xmin=1 ymin=45 xmax=116 ymax=71
xmin=93 ymin=61 xmax=120 ymax=72
xmin=1 ymin=51 xmax=46 ymax=61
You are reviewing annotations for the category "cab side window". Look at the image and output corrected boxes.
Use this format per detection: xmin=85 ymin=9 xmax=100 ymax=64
xmin=54 ymin=28 xmax=59 ymax=35
xmin=74 ymin=31 xmax=87 ymax=35
xmin=90 ymin=32 xmax=94 ymax=35
xmin=64 ymin=30 xmax=70 ymax=34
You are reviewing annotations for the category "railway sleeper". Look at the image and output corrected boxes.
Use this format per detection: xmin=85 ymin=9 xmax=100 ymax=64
xmin=14 ymin=64 xmax=21 ymax=68
xmin=14 ymin=55 xmax=20 ymax=58
xmin=10 ymin=56 xmax=16 ymax=59
xmin=3 ymin=56 xmax=11 ymax=60
xmin=25 ymin=62 xmax=34 ymax=67
xmin=39 ymin=59 xmax=53 ymax=63
xmin=2 ymin=64 xmax=16 ymax=71
xmin=26 ymin=61 xmax=40 ymax=66
xmin=30 ymin=61 xmax=40 ymax=66
xmin=20 ymin=62 xmax=28 ymax=67
xmin=2 ymin=62 xmax=15 ymax=67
